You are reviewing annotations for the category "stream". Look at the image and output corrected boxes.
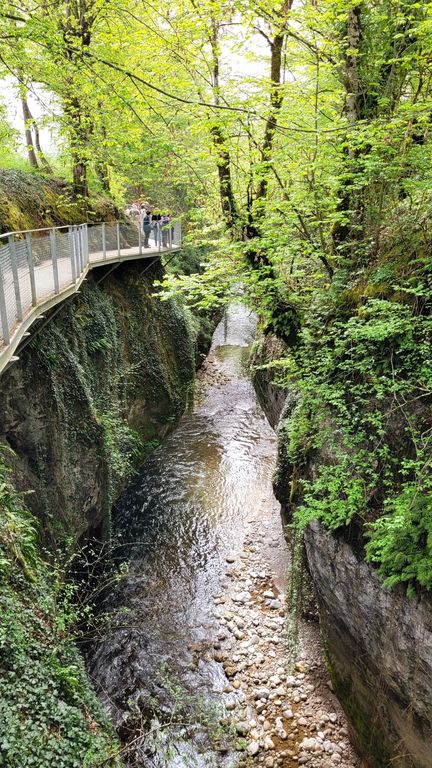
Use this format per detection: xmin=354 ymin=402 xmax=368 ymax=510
xmin=88 ymin=305 xmax=361 ymax=768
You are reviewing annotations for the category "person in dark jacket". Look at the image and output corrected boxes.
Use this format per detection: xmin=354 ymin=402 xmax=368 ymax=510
xmin=152 ymin=211 xmax=161 ymax=247
xmin=142 ymin=210 xmax=152 ymax=247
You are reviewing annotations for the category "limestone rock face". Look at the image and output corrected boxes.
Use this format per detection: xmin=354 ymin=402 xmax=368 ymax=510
xmin=304 ymin=521 xmax=432 ymax=768
xmin=250 ymin=335 xmax=288 ymax=429
xmin=0 ymin=260 xmax=211 ymax=543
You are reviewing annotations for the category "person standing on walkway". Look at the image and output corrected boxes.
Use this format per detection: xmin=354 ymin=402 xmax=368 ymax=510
xmin=130 ymin=202 xmax=139 ymax=220
xmin=161 ymin=213 xmax=170 ymax=247
xmin=142 ymin=210 xmax=152 ymax=247
xmin=152 ymin=211 xmax=161 ymax=247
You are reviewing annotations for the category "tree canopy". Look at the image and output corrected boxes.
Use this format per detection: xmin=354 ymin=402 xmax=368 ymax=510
xmin=1 ymin=0 xmax=432 ymax=592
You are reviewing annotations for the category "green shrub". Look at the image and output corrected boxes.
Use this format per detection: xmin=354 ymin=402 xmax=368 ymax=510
xmin=365 ymin=484 xmax=432 ymax=596
xmin=275 ymin=294 xmax=432 ymax=594
xmin=0 ymin=449 xmax=123 ymax=767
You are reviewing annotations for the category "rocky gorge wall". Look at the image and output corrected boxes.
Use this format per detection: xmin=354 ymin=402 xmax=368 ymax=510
xmin=304 ymin=521 xmax=432 ymax=768
xmin=0 ymin=257 xmax=213 ymax=544
xmin=0 ymin=254 xmax=215 ymax=768
xmin=0 ymin=168 xmax=118 ymax=233
xmin=251 ymin=335 xmax=432 ymax=768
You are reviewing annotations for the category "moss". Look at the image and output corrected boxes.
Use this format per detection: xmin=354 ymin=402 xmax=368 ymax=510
xmin=0 ymin=169 xmax=118 ymax=233
xmin=327 ymin=660 xmax=395 ymax=768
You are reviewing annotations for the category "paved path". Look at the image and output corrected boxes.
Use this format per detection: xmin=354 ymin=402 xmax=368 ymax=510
xmin=0 ymin=232 xmax=180 ymax=375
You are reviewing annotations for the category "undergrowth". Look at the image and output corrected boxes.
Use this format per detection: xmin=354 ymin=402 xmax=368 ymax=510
xmin=263 ymin=290 xmax=432 ymax=596
xmin=0 ymin=447 xmax=123 ymax=767
xmin=0 ymin=168 xmax=118 ymax=233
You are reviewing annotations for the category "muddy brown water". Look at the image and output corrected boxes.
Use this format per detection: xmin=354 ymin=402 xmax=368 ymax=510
xmin=88 ymin=304 xmax=287 ymax=766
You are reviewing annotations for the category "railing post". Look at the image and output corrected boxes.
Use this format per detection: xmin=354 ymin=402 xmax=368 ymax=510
xmin=68 ymin=227 xmax=76 ymax=283
xmin=71 ymin=227 xmax=77 ymax=276
xmin=0 ymin=256 xmax=10 ymax=346
xmin=8 ymin=235 xmax=23 ymax=321
xmin=83 ymin=224 xmax=89 ymax=265
xmin=25 ymin=233 xmax=37 ymax=306
xmin=102 ymin=222 xmax=107 ymax=259
xmin=116 ymin=221 xmax=120 ymax=257
xmin=77 ymin=227 xmax=82 ymax=273
xmin=81 ymin=225 xmax=86 ymax=266
xmin=138 ymin=219 xmax=142 ymax=255
xmin=49 ymin=229 xmax=60 ymax=295
xmin=78 ymin=226 xmax=84 ymax=273
xmin=158 ymin=223 xmax=161 ymax=252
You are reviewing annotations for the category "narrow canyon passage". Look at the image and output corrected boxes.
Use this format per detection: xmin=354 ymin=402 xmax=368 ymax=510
xmin=88 ymin=305 xmax=360 ymax=768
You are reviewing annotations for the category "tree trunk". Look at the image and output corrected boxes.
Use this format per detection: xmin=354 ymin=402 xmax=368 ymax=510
xmin=21 ymin=95 xmax=39 ymax=169
xmin=209 ymin=22 xmax=240 ymax=233
xmin=25 ymin=98 xmax=52 ymax=172
xmin=66 ymin=94 xmax=90 ymax=199
xmin=211 ymin=124 xmax=239 ymax=231
xmin=61 ymin=0 xmax=95 ymax=200
xmin=94 ymin=117 xmax=110 ymax=193
xmin=32 ymin=116 xmax=52 ymax=173
xmin=255 ymin=32 xmax=284 ymax=204
xmin=95 ymin=161 xmax=110 ymax=194
xmin=345 ymin=5 xmax=362 ymax=126
xmin=72 ymin=160 xmax=88 ymax=199
xmin=332 ymin=4 xmax=364 ymax=259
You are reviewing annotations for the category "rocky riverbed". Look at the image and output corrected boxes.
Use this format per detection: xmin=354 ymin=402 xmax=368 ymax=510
xmin=207 ymin=496 xmax=364 ymax=768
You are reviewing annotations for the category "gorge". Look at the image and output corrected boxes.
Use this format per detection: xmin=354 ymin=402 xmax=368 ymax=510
xmin=1 ymin=1 xmax=432 ymax=766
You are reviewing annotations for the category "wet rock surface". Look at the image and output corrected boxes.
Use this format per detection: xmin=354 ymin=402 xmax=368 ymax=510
xmin=305 ymin=521 xmax=432 ymax=768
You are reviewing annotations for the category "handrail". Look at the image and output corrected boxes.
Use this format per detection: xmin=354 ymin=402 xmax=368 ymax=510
xmin=0 ymin=223 xmax=89 ymax=239
xmin=0 ymin=216 xmax=182 ymax=240
xmin=0 ymin=218 xmax=182 ymax=373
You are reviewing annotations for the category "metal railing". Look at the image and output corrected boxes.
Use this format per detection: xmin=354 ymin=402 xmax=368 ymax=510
xmin=0 ymin=219 xmax=182 ymax=349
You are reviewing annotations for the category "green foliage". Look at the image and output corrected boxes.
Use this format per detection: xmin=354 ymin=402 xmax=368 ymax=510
xmin=0 ymin=591 xmax=120 ymax=768
xmin=0 ymin=448 xmax=38 ymax=582
xmin=275 ymin=292 xmax=432 ymax=594
xmin=0 ymin=449 xmax=122 ymax=767
xmin=98 ymin=411 xmax=143 ymax=484
xmin=297 ymin=469 xmax=367 ymax=532
xmin=365 ymin=484 xmax=432 ymax=596
xmin=0 ymin=0 xmax=431 ymax=607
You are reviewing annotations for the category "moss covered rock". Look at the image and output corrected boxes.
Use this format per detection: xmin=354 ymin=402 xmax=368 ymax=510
xmin=0 ymin=456 xmax=122 ymax=768
xmin=0 ymin=259 xmax=211 ymax=544
xmin=0 ymin=169 xmax=118 ymax=233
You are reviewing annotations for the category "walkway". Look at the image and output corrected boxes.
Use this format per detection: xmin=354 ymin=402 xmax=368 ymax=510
xmin=0 ymin=220 xmax=181 ymax=374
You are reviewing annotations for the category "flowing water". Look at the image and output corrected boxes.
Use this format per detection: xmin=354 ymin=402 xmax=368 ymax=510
xmin=88 ymin=304 xmax=285 ymax=766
